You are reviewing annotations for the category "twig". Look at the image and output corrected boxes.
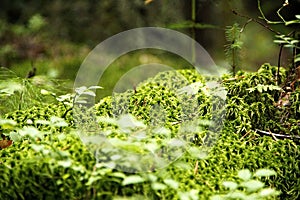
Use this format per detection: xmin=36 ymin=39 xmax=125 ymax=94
xmin=257 ymin=0 xmax=287 ymax=25
xmin=255 ymin=129 xmax=300 ymax=140
xmin=193 ymin=160 xmax=199 ymax=175
xmin=239 ymin=130 xmax=251 ymax=141
xmin=268 ymin=129 xmax=278 ymax=141
xmin=232 ymin=10 xmax=282 ymax=36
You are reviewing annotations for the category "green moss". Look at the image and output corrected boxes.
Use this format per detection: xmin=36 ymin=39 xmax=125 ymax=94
xmin=1 ymin=63 xmax=299 ymax=199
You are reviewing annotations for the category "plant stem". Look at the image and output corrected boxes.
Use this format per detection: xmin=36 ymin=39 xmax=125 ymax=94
xmin=277 ymin=44 xmax=284 ymax=85
xmin=191 ymin=0 xmax=196 ymax=65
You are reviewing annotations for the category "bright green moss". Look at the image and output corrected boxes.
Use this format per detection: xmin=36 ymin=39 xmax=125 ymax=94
xmin=1 ymin=64 xmax=299 ymax=199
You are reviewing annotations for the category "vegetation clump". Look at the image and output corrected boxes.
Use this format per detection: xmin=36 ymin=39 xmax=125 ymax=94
xmin=0 ymin=64 xmax=299 ymax=199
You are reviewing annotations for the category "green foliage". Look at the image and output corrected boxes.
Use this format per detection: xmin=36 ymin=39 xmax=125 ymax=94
xmin=0 ymin=67 xmax=70 ymax=115
xmin=210 ymin=169 xmax=280 ymax=200
xmin=225 ymin=23 xmax=243 ymax=75
xmin=0 ymin=64 xmax=299 ymax=199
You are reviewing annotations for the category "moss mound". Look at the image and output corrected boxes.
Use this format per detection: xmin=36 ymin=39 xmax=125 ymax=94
xmin=1 ymin=63 xmax=299 ymax=199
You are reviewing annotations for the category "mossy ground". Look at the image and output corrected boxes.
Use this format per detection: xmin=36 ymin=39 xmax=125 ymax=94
xmin=0 ymin=64 xmax=299 ymax=199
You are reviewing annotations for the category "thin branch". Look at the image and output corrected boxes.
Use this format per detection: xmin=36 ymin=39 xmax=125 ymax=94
xmin=232 ymin=10 xmax=282 ymax=36
xmin=257 ymin=0 xmax=286 ymax=25
xmin=240 ymin=19 xmax=252 ymax=35
xmin=255 ymin=129 xmax=300 ymax=140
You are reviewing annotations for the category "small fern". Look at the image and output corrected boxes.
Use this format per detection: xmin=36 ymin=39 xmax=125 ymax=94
xmin=225 ymin=23 xmax=243 ymax=75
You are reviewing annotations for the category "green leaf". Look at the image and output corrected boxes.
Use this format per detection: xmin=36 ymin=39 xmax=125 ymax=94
xmin=259 ymin=188 xmax=280 ymax=197
xmin=163 ymin=179 xmax=179 ymax=189
xmin=257 ymin=85 xmax=263 ymax=93
xmin=238 ymin=169 xmax=252 ymax=181
xmin=179 ymin=189 xmax=199 ymax=200
xmin=254 ymin=169 xmax=276 ymax=177
xmin=188 ymin=147 xmax=208 ymax=160
xmin=50 ymin=116 xmax=68 ymax=127
xmin=151 ymin=182 xmax=167 ymax=190
xmin=240 ymin=180 xmax=264 ymax=192
xmin=122 ymin=175 xmax=145 ymax=185
xmin=226 ymin=191 xmax=247 ymax=199
xmin=86 ymin=176 xmax=102 ymax=186
xmin=9 ymin=131 xmax=21 ymax=142
xmin=117 ymin=114 xmax=146 ymax=132
xmin=57 ymin=160 xmax=72 ymax=168
xmin=31 ymin=144 xmax=45 ymax=152
xmin=0 ymin=119 xmax=17 ymax=129
xmin=209 ymin=195 xmax=223 ymax=200
xmin=295 ymin=54 xmax=300 ymax=62
xmin=75 ymin=86 xmax=87 ymax=94
xmin=19 ymin=127 xmax=42 ymax=139
xmin=273 ymin=39 xmax=286 ymax=44
xmin=36 ymin=119 xmax=51 ymax=125
xmin=88 ymin=86 xmax=103 ymax=90
xmin=222 ymin=181 xmax=238 ymax=190
xmin=82 ymin=90 xmax=96 ymax=96
xmin=147 ymin=174 xmax=158 ymax=182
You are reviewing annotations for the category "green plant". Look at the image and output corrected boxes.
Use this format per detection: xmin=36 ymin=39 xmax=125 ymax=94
xmin=225 ymin=23 xmax=243 ymax=75
xmin=210 ymin=169 xmax=280 ymax=200
xmin=1 ymin=65 xmax=299 ymax=199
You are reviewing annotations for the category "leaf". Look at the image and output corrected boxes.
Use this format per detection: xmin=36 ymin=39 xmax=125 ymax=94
xmin=82 ymin=90 xmax=96 ymax=96
xmin=0 ymin=139 xmax=13 ymax=149
xmin=86 ymin=176 xmax=102 ymax=186
xmin=117 ymin=114 xmax=146 ymax=131
xmin=147 ymin=174 xmax=158 ymax=182
xmin=96 ymin=116 xmax=118 ymax=125
xmin=163 ymin=179 xmax=179 ymax=189
xmin=179 ymin=189 xmax=199 ymax=200
xmin=19 ymin=127 xmax=42 ymax=139
xmin=259 ymin=188 xmax=280 ymax=197
xmin=222 ymin=181 xmax=238 ymax=190
xmin=50 ymin=116 xmax=68 ymax=127
xmin=31 ymin=144 xmax=45 ymax=152
xmin=240 ymin=180 xmax=264 ymax=192
xmin=257 ymin=85 xmax=263 ymax=93
xmin=188 ymin=147 xmax=208 ymax=160
xmin=57 ymin=160 xmax=72 ymax=168
xmin=246 ymin=88 xmax=255 ymax=93
xmin=273 ymin=39 xmax=287 ymax=44
xmin=177 ymin=82 xmax=203 ymax=95
xmin=168 ymin=138 xmax=186 ymax=147
xmin=209 ymin=195 xmax=223 ymax=200
xmin=9 ymin=131 xmax=21 ymax=142
xmin=36 ymin=119 xmax=51 ymax=125
xmin=75 ymin=86 xmax=87 ymax=94
xmin=151 ymin=182 xmax=167 ymax=190
xmin=238 ymin=169 xmax=252 ymax=181
xmin=88 ymin=86 xmax=103 ymax=90
xmin=122 ymin=175 xmax=145 ymax=185
xmin=254 ymin=169 xmax=276 ymax=177
xmin=226 ymin=191 xmax=247 ymax=199
xmin=0 ymin=119 xmax=17 ymax=129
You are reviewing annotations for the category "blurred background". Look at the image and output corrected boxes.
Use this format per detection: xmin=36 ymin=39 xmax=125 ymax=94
xmin=0 ymin=0 xmax=299 ymax=97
